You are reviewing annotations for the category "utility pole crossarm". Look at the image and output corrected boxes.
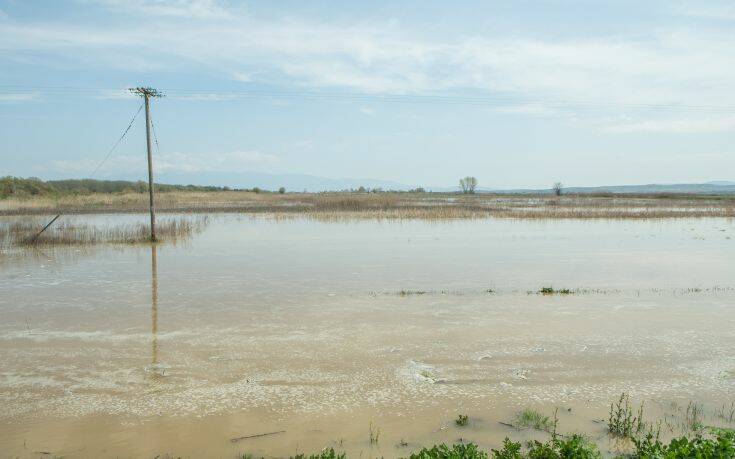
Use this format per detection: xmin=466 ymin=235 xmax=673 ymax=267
xmin=129 ymin=86 xmax=164 ymax=242
xmin=129 ymin=87 xmax=164 ymax=99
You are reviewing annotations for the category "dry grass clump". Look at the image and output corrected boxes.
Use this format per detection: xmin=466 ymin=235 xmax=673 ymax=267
xmin=0 ymin=216 xmax=208 ymax=247
xmin=312 ymin=194 xmax=400 ymax=211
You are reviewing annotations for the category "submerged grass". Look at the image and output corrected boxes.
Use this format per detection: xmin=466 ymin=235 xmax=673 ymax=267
xmin=716 ymin=402 xmax=735 ymax=424
xmin=0 ymin=216 xmax=208 ymax=247
xmin=369 ymin=421 xmax=380 ymax=444
xmin=515 ymin=409 xmax=554 ymax=432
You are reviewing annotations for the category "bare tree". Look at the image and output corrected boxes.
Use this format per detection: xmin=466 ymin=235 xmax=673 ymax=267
xmin=459 ymin=176 xmax=478 ymax=194
xmin=553 ymin=182 xmax=563 ymax=196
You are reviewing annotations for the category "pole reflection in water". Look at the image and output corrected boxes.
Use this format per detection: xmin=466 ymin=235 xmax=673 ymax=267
xmin=146 ymin=244 xmax=165 ymax=379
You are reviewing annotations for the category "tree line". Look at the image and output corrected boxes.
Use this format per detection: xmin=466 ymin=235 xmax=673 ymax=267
xmin=0 ymin=176 xmax=235 ymax=198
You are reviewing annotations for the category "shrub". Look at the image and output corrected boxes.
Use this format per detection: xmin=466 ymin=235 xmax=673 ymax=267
xmin=410 ymin=443 xmax=488 ymax=459
xmin=632 ymin=428 xmax=735 ymax=458
xmin=608 ymin=393 xmax=646 ymax=438
xmin=291 ymin=448 xmax=346 ymax=459
xmin=490 ymin=435 xmax=600 ymax=459
xmin=491 ymin=439 xmax=523 ymax=459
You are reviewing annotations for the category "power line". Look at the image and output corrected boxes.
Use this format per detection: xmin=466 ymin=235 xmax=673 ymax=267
xmin=1 ymin=85 xmax=734 ymax=113
xmin=31 ymin=101 xmax=145 ymax=242
xmin=150 ymin=109 xmax=161 ymax=157
xmin=89 ymin=102 xmax=144 ymax=178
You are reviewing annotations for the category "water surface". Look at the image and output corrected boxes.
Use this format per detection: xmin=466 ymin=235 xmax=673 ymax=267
xmin=1 ymin=215 xmax=734 ymax=457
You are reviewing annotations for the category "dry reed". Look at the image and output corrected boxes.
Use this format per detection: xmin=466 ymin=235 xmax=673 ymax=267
xmin=0 ymin=216 xmax=208 ymax=248
xmin=1 ymin=191 xmax=734 ymax=220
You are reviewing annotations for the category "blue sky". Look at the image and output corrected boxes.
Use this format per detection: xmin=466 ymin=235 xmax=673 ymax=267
xmin=1 ymin=0 xmax=734 ymax=189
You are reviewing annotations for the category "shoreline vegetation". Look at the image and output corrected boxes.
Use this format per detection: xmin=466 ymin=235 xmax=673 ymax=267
xmin=3 ymin=192 xmax=735 ymax=221
xmin=251 ymin=394 xmax=735 ymax=459
xmin=0 ymin=216 xmax=208 ymax=247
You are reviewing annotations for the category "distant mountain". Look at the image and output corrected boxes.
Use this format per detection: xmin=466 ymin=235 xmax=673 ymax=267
xmin=429 ymin=182 xmax=735 ymax=194
xmin=465 ymin=182 xmax=735 ymax=195
xmin=536 ymin=183 xmax=735 ymax=194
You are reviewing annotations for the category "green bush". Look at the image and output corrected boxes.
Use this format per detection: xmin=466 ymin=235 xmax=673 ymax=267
xmin=491 ymin=435 xmax=600 ymax=459
xmin=410 ymin=443 xmax=488 ymax=459
xmin=491 ymin=439 xmax=523 ymax=459
xmin=291 ymin=447 xmax=346 ymax=459
xmin=0 ymin=176 xmax=239 ymax=198
xmin=631 ymin=428 xmax=735 ymax=458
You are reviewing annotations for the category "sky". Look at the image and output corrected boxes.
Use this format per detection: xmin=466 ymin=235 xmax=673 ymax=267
xmin=1 ymin=0 xmax=734 ymax=190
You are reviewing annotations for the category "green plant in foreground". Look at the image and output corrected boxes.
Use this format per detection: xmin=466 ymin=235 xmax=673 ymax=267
xmin=456 ymin=414 xmax=470 ymax=426
xmin=242 ymin=427 xmax=735 ymax=459
xmin=631 ymin=428 xmax=735 ymax=458
xmin=410 ymin=442 xmax=488 ymax=459
xmin=608 ymin=392 xmax=647 ymax=439
xmin=490 ymin=434 xmax=601 ymax=459
xmin=684 ymin=401 xmax=705 ymax=433
xmin=491 ymin=439 xmax=523 ymax=459
xmin=291 ymin=447 xmax=347 ymax=459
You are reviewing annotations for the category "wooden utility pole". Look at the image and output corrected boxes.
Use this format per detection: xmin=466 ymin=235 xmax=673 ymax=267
xmin=129 ymin=87 xmax=163 ymax=241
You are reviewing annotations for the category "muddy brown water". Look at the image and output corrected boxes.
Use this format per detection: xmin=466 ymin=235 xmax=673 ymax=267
xmin=1 ymin=215 xmax=734 ymax=458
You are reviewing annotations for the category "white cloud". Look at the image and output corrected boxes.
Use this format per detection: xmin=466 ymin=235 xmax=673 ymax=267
xmin=45 ymin=150 xmax=278 ymax=176
xmin=491 ymin=104 xmax=559 ymax=116
xmin=80 ymin=0 xmax=233 ymax=19
xmin=47 ymin=155 xmax=142 ymax=176
xmin=675 ymin=3 xmax=735 ymax=20
xmin=0 ymin=92 xmax=40 ymax=103
xmin=604 ymin=116 xmax=735 ymax=134
xmin=1 ymin=3 xmax=734 ymax=114
xmin=156 ymin=150 xmax=278 ymax=172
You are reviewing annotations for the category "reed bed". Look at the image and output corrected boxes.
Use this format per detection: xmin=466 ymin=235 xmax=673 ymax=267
xmin=1 ymin=191 xmax=734 ymax=219
xmin=0 ymin=216 xmax=208 ymax=248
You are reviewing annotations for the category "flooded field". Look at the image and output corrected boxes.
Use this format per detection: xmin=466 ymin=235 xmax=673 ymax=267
xmin=1 ymin=215 xmax=734 ymax=457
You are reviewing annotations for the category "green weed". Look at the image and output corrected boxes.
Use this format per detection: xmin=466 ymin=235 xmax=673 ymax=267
xmin=538 ymin=287 xmax=573 ymax=295
xmin=490 ymin=435 xmax=601 ymax=459
xmin=608 ymin=393 xmax=646 ymax=439
xmin=290 ymin=448 xmax=346 ymax=459
xmin=516 ymin=409 xmax=553 ymax=432
xmin=631 ymin=427 xmax=735 ymax=458
xmin=410 ymin=442 xmax=487 ymax=459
